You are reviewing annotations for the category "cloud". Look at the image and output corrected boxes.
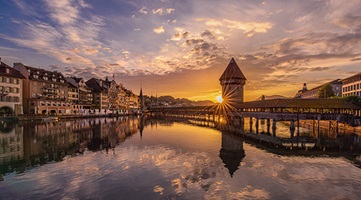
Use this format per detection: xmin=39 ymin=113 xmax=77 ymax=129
xmin=171 ymin=31 xmax=190 ymax=41
xmin=166 ymin=8 xmax=175 ymax=14
xmin=139 ymin=7 xmax=148 ymax=14
xmin=198 ymin=18 xmax=272 ymax=37
xmin=12 ymin=0 xmax=40 ymax=17
xmin=152 ymin=8 xmax=175 ymax=15
xmin=201 ymin=30 xmax=215 ymax=40
xmin=85 ymin=48 xmax=99 ymax=54
xmin=153 ymin=8 xmax=163 ymax=15
xmin=44 ymin=0 xmax=79 ymax=25
xmin=333 ymin=16 xmax=361 ymax=30
xmin=153 ymin=26 xmax=165 ymax=34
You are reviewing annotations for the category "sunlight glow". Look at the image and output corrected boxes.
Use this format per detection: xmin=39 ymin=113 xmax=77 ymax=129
xmin=216 ymin=95 xmax=223 ymax=103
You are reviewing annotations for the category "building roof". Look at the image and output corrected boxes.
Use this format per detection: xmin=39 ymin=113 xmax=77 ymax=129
xmin=0 ymin=61 xmax=25 ymax=79
xmin=85 ymin=78 xmax=103 ymax=93
xmin=342 ymin=72 xmax=361 ymax=85
xmin=239 ymin=98 xmax=361 ymax=109
xmin=72 ymin=77 xmax=83 ymax=83
xmin=66 ymin=77 xmax=79 ymax=88
xmin=14 ymin=63 xmax=67 ymax=85
xmin=219 ymin=58 xmax=246 ymax=81
xmin=308 ymin=79 xmax=342 ymax=92
xmin=295 ymin=79 xmax=342 ymax=98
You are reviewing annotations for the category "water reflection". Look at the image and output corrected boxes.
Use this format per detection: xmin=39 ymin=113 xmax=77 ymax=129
xmin=219 ymin=131 xmax=245 ymax=177
xmin=1 ymin=116 xmax=361 ymax=199
xmin=1 ymin=116 xmax=361 ymax=178
xmin=0 ymin=117 xmax=140 ymax=176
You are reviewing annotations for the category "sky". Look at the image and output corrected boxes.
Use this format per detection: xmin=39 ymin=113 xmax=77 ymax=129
xmin=0 ymin=0 xmax=361 ymax=102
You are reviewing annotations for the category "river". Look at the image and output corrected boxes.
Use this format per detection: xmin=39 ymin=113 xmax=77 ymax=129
xmin=1 ymin=116 xmax=361 ymax=199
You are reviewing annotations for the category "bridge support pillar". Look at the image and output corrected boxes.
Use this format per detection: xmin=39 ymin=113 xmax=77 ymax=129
xmin=335 ymin=121 xmax=339 ymax=136
xmin=317 ymin=115 xmax=321 ymax=143
xmin=255 ymin=118 xmax=259 ymax=134
xmin=240 ymin=117 xmax=244 ymax=131
xmin=290 ymin=120 xmax=295 ymax=139
xmin=267 ymin=119 xmax=271 ymax=134
xmin=272 ymin=119 xmax=277 ymax=137
xmin=250 ymin=117 xmax=253 ymax=133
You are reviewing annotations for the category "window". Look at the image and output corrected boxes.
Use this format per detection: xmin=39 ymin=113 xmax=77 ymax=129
xmin=43 ymin=76 xmax=48 ymax=81
xmin=5 ymin=68 xmax=10 ymax=73
xmin=33 ymin=75 xmax=39 ymax=79
xmin=16 ymin=79 xmax=19 ymax=84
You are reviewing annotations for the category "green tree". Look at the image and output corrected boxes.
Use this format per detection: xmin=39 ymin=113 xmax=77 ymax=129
xmin=317 ymin=84 xmax=335 ymax=98
xmin=342 ymin=95 xmax=361 ymax=107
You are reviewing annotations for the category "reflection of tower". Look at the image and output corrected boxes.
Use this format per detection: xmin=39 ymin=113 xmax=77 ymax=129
xmin=219 ymin=58 xmax=247 ymax=106
xmin=219 ymin=131 xmax=245 ymax=177
xmin=139 ymin=116 xmax=145 ymax=140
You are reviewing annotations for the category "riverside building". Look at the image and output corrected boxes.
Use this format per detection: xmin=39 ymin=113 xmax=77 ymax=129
xmin=14 ymin=63 xmax=72 ymax=115
xmin=0 ymin=59 xmax=25 ymax=116
xmin=342 ymin=72 xmax=361 ymax=97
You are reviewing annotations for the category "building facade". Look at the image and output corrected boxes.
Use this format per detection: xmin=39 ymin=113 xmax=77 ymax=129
xmin=342 ymin=72 xmax=361 ymax=97
xmin=14 ymin=63 xmax=72 ymax=114
xmin=219 ymin=58 xmax=247 ymax=106
xmin=66 ymin=77 xmax=93 ymax=113
xmin=85 ymin=78 xmax=109 ymax=112
xmin=0 ymin=60 xmax=25 ymax=116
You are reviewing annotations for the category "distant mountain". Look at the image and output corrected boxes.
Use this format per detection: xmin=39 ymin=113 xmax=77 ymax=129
xmin=144 ymin=95 xmax=215 ymax=107
xmin=255 ymin=95 xmax=289 ymax=101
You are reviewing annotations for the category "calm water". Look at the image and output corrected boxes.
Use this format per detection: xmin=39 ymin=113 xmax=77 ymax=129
xmin=1 ymin=116 xmax=361 ymax=199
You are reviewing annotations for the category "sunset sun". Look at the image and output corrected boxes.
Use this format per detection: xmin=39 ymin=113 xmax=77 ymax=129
xmin=216 ymin=95 xmax=223 ymax=103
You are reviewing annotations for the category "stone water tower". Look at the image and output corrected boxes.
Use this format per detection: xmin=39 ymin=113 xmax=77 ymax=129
xmin=219 ymin=58 xmax=247 ymax=106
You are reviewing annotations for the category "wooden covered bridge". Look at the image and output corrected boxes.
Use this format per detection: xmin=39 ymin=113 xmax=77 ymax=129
xmin=150 ymin=98 xmax=361 ymax=136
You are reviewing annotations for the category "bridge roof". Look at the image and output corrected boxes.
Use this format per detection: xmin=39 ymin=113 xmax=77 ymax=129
xmin=238 ymin=99 xmax=361 ymax=109
xmin=219 ymin=58 xmax=246 ymax=81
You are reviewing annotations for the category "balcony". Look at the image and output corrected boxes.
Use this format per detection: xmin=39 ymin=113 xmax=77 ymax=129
xmin=0 ymin=90 xmax=9 ymax=96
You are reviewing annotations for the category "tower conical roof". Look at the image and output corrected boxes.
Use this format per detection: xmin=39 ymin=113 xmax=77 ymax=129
xmin=219 ymin=58 xmax=246 ymax=81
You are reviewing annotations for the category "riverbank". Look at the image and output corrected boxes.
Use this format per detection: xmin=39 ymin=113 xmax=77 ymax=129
xmin=0 ymin=113 xmax=139 ymax=122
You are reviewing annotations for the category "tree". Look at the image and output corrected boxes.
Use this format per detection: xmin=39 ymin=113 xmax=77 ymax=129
xmin=317 ymin=84 xmax=335 ymax=98
xmin=342 ymin=95 xmax=361 ymax=107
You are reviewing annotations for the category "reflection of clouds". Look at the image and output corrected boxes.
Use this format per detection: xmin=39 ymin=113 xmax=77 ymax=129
xmin=205 ymin=184 xmax=270 ymax=199
xmin=2 ymin=138 xmax=361 ymax=199
xmin=243 ymin=145 xmax=361 ymax=199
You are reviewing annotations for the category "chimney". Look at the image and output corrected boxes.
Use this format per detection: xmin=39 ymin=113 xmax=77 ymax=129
xmin=303 ymin=83 xmax=307 ymax=90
